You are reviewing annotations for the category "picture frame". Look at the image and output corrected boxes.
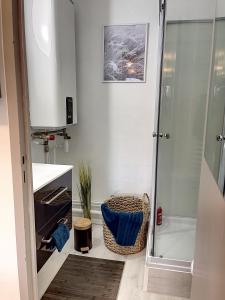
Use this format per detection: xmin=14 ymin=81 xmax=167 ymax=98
xmin=103 ymin=23 xmax=149 ymax=83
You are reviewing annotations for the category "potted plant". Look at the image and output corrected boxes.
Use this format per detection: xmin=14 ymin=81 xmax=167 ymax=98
xmin=77 ymin=162 xmax=92 ymax=220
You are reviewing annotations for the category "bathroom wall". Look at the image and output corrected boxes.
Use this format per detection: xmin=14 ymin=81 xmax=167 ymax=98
xmin=32 ymin=0 xmax=160 ymax=204
xmin=216 ymin=0 xmax=225 ymax=17
xmin=167 ymin=0 xmax=215 ymax=21
xmin=191 ymin=1 xmax=225 ymax=297
xmin=191 ymin=160 xmax=225 ymax=299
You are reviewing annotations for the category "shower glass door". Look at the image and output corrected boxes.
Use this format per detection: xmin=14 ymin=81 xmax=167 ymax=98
xmin=153 ymin=20 xmax=213 ymax=261
xmin=205 ymin=18 xmax=225 ymax=194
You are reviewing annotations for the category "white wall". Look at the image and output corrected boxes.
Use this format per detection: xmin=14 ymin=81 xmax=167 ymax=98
xmin=167 ymin=0 xmax=216 ymax=21
xmin=216 ymin=0 xmax=225 ymax=18
xmin=60 ymin=0 xmax=159 ymax=202
xmin=191 ymin=161 xmax=225 ymax=299
xmin=191 ymin=4 xmax=225 ymax=298
xmin=32 ymin=0 xmax=160 ymax=204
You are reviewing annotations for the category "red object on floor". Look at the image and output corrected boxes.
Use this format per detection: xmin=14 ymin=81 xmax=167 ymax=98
xmin=157 ymin=206 xmax=162 ymax=225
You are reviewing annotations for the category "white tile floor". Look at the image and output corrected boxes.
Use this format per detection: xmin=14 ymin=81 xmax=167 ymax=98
xmin=70 ymin=224 xmax=189 ymax=300
xmin=155 ymin=217 xmax=196 ymax=261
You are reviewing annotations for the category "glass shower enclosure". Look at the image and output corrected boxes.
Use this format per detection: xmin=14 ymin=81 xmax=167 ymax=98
xmin=205 ymin=18 xmax=225 ymax=195
xmin=150 ymin=0 xmax=215 ymax=264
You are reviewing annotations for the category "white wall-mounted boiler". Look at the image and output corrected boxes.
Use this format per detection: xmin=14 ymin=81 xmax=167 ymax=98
xmin=24 ymin=0 xmax=77 ymax=129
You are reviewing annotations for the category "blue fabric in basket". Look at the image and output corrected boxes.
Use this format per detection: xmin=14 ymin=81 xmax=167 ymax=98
xmin=101 ymin=203 xmax=143 ymax=246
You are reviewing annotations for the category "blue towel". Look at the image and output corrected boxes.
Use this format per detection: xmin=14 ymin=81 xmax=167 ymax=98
xmin=101 ymin=203 xmax=143 ymax=246
xmin=51 ymin=223 xmax=70 ymax=252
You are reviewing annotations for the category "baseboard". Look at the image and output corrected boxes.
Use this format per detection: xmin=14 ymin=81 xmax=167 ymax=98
xmin=164 ymin=216 xmax=197 ymax=226
xmin=72 ymin=200 xmax=103 ymax=225
xmin=144 ymin=264 xmax=192 ymax=298
xmin=72 ymin=200 xmax=101 ymax=211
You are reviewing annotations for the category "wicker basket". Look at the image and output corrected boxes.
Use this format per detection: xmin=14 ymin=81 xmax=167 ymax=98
xmin=102 ymin=194 xmax=150 ymax=255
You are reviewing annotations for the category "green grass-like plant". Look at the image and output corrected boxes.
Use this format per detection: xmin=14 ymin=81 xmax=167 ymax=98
xmin=77 ymin=163 xmax=92 ymax=220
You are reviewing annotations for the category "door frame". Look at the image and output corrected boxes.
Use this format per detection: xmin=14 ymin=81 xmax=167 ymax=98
xmin=0 ymin=1 xmax=38 ymax=299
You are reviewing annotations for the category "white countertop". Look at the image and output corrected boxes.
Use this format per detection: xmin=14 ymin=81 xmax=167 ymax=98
xmin=32 ymin=163 xmax=73 ymax=193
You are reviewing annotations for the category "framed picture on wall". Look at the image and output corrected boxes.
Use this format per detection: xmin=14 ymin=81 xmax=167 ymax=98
xmin=103 ymin=23 xmax=149 ymax=83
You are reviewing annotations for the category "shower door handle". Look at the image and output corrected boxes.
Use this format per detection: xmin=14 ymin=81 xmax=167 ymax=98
xmin=164 ymin=133 xmax=170 ymax=139
xmin=152 ymin=132 xmax=170 ymax=139
xmin=216 ymin=135 xmax=225 ymax=142
xmin=152 ymin=132 xmax=163 ymax=138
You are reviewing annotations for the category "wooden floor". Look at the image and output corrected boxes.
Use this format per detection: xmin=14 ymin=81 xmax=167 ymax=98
xmin=42 ymin=254 xmax=124 ymax=300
